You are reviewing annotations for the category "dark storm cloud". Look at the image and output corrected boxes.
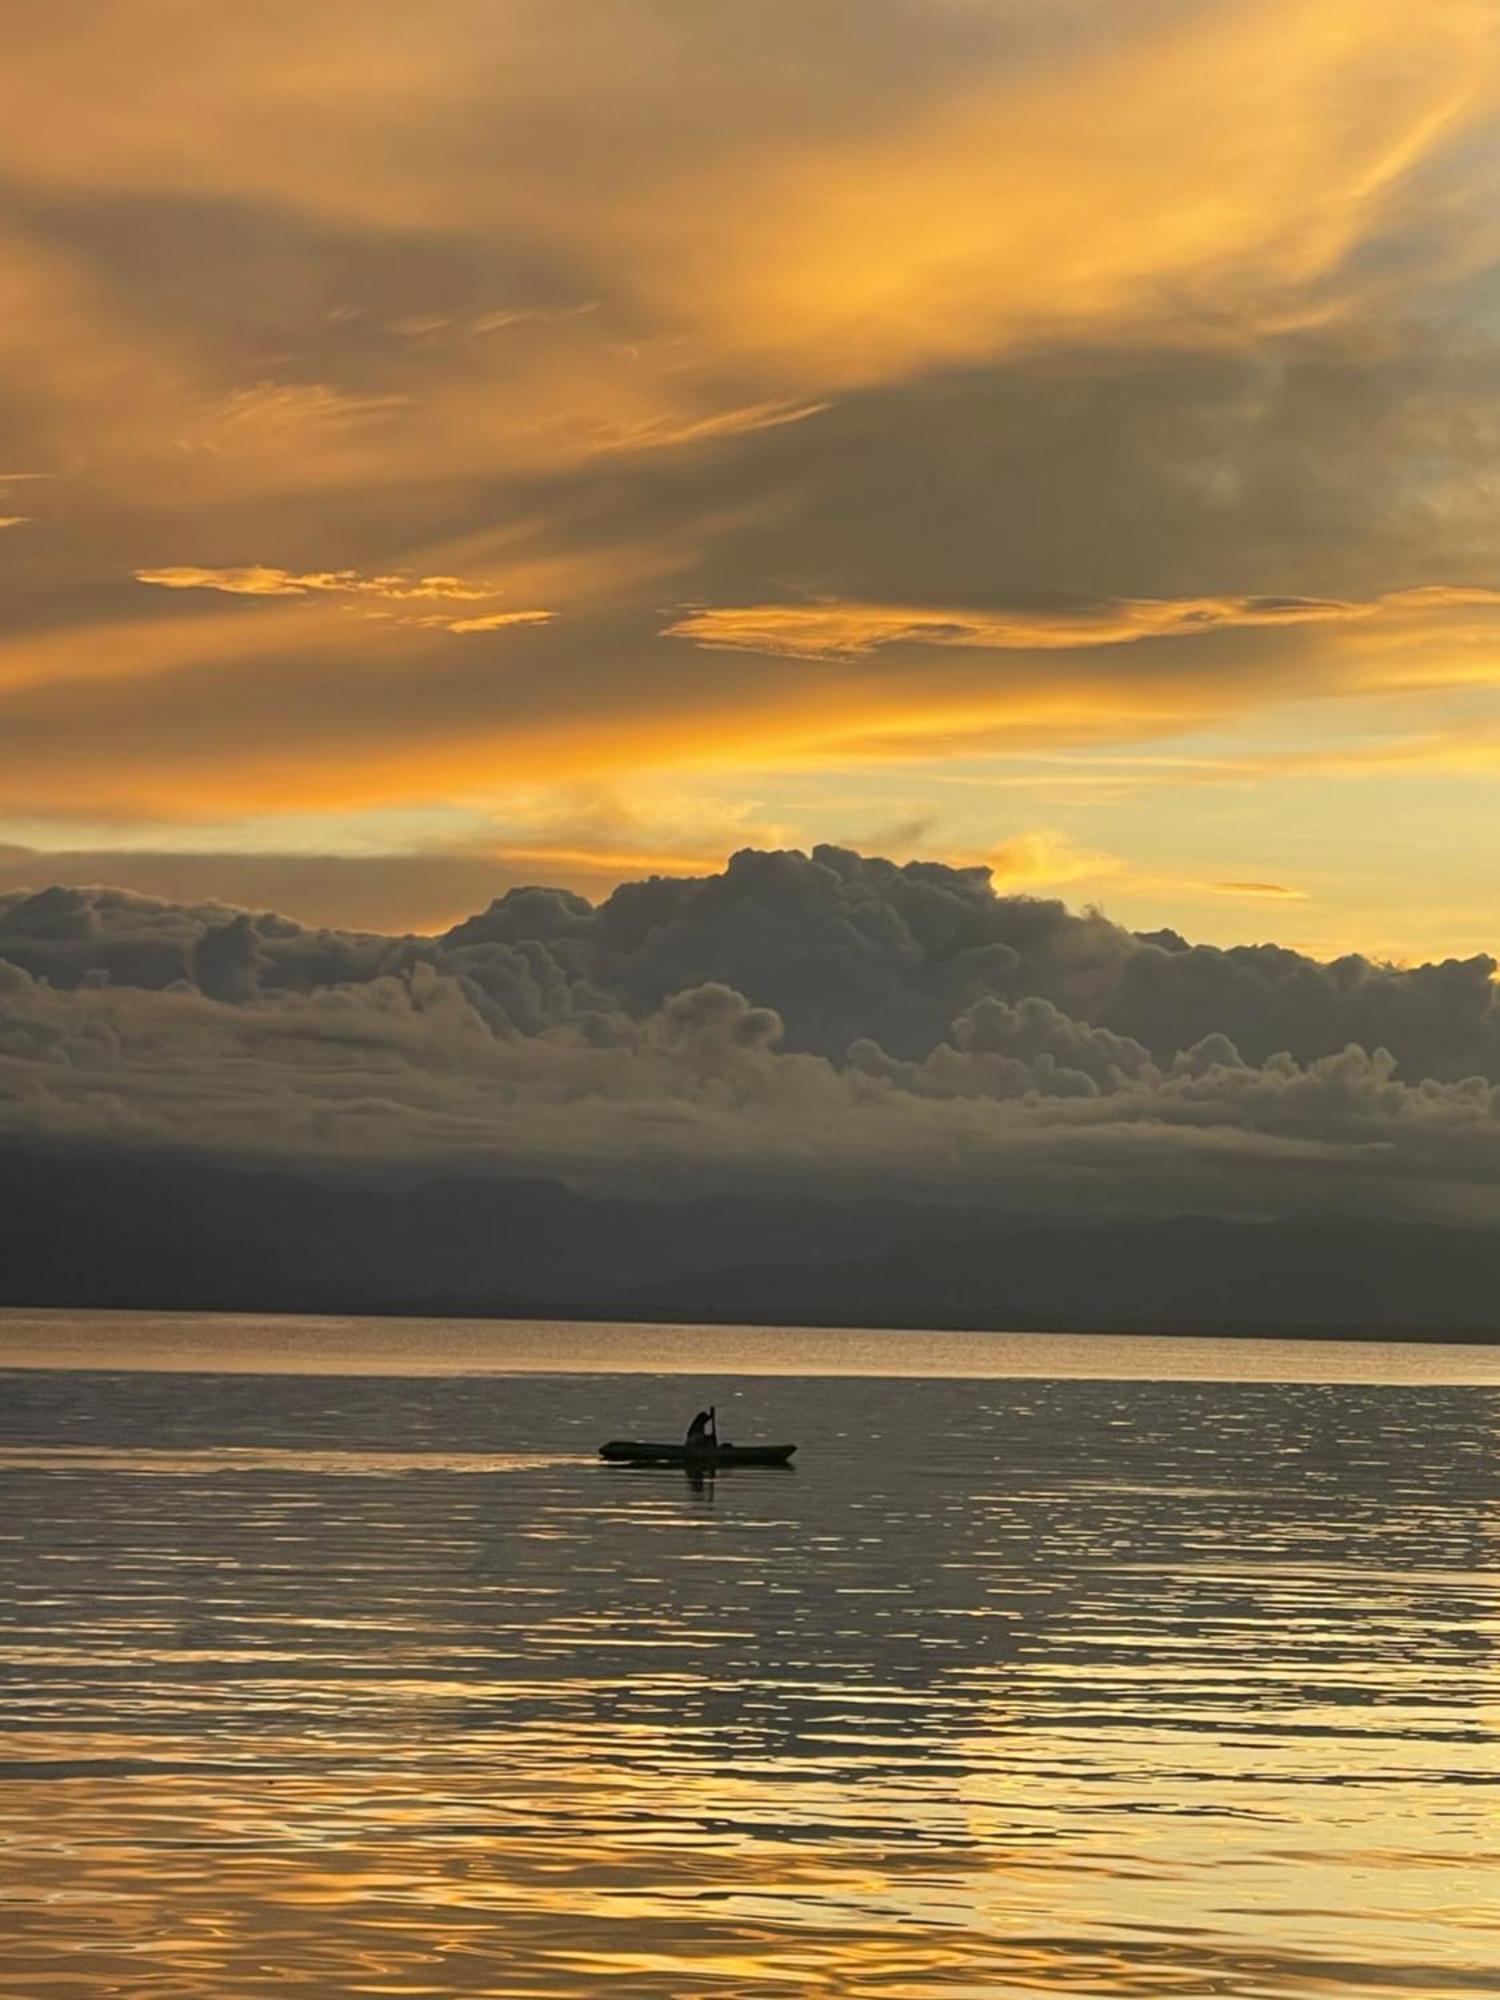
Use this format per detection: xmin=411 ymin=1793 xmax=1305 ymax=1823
xmin=686 ymin=330 xmax=1500 ymax=606
xmin=3 ymin=848 xmax=1499 ymax=1222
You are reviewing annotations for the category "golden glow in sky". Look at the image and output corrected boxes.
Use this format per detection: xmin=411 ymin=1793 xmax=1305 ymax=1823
xmin=4 ymin=0 xmax=1500 ymax=954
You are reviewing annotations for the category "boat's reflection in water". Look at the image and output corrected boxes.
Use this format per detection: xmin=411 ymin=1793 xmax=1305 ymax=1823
xmin=0 ymin=1360 xmax=1494 ymax=1998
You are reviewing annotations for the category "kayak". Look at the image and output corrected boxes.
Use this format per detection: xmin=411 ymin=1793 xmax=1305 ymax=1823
xmin=599 ymin=1439 xmax=796 ymax=1468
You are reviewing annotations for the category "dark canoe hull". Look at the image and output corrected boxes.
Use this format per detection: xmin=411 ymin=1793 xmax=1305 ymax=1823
xmin=599 ymin=1440 xmax=796 ymax=1468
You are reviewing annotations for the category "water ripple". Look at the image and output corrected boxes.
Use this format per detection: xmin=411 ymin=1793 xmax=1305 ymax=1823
xmin=0 ymin=1348 xmax=1495 ymax=1996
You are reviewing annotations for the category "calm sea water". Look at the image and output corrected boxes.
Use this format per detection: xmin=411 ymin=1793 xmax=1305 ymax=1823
xmin=0 ymin=1312 xmax=1496 ymax=1999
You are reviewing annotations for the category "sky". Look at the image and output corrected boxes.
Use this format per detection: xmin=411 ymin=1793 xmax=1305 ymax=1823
xmin=4 ymin=0 xmax=1500 ymax=961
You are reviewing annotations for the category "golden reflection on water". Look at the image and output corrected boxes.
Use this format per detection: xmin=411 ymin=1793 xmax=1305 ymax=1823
xmin=0 ymin=1350 xmax=1496 ymax=1997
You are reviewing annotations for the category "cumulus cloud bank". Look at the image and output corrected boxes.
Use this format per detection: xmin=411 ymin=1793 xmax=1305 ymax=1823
xmin=4 ymin=847 xmax=1499 ymax=1222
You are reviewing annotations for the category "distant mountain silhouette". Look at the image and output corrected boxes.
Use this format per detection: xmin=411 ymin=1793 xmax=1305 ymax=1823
xmin=1 ymin=1144 xmax=1495 ymax=1342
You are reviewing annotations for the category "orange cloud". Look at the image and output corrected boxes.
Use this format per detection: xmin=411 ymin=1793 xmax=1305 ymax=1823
xmin=6 ymin=564 xmax=1500 ymax=832
xmin=133 ymin=565 xmax=556 ymax=636
xmin=984 ymin=830 xmax=1124 ymax=892
xmin=664 ymin=595 xmax=1373 ymax=659
xmin=0 ymin=0 xmax=1497 ymax=963
xmin=135 ymin=566 xmax=499 ymax=602
xmin=443 ymin=610 xmax=555 ymax=635
xmin=666 ymin=587 xmax=1500 ymax=660
xmin=0 ymin=0 xmax=1492 ymax=528
xmin=641 ymin=0 xmax=1500 ymax=387
xmin=1207 ymin=880 xmax=1309 ymax=900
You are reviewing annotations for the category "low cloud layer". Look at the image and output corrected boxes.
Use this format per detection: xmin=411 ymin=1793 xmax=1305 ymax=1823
xmin=4 ymin=846 xmax=1499 ymax=1223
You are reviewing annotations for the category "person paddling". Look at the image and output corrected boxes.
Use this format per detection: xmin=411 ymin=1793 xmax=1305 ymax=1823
xmin=685 ymin=1404 xmax=719 ymax=1450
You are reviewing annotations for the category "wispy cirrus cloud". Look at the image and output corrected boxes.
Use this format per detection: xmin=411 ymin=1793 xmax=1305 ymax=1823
xmin=443 ymin=610 xmax=555 ymax=635
xmin=1207 ymin=880 xmax=1308 ymax=900
xmin=664 ymin=587 xmax=1500 ymax=660
xmin=136 ymin=566 xmax=496 ymax=602
xmin=184 ymin=382 xmax=412 ymax=459
xmin=134 ymin=565 xmax=554 ymax=633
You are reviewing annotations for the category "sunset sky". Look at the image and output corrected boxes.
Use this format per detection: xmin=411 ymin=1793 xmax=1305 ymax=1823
xmin=3 ymin=0 xmax=1500 ymax=956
